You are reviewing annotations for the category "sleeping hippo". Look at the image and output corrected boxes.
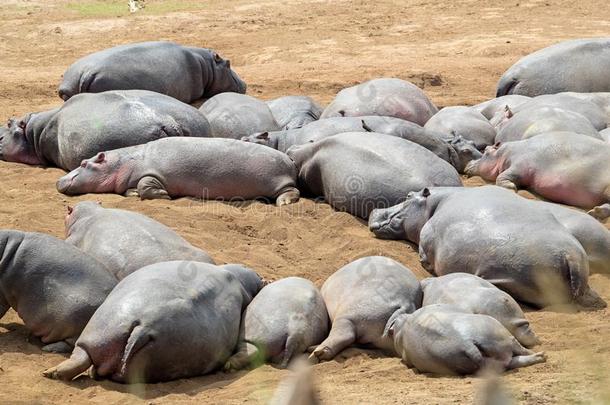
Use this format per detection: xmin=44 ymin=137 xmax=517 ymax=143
xmin=309 ymin=256 xmax=422 ymax=362
xmin=286 ymin=132 xmax=462 ymax=219
xmin=465 ymin=132 xmax=610 ymax=214
xmin=368 ymin=186 xmax=603 ymax=308
xmin=390 ymin=304 xmax=546 ymax=375
xmin=266 ymin=96 xmax=323 ymax=129
xmin=320 ymin=78 xmax=438 ymax=125
xmin=56 ymin=137 xmax=300 ymax=206
xmin=200 ymin=92 xmax=281 ymax=139
xmin=65 ymin=201 xmax=214 ymax=280
xmin=496 ymin=38 xmax=610 ymax=97
xmin=43 ymin=261 xmax=263 ymax=383
xmin=225 ymin=277 xmax=329 ymax=370
xmin=424 ymin=106 xmax=497 ymax=150
xmin=421 ymin=273 xmax=540 ymax=347
xmin=58 ymin=41 xmax=246 ymax=103
xmin=561 ymin=92 xmax=610 ymax=120
xmin=0 ymin=230 xmax=116 ymax=352
xmin=472 ymin=95 xmax=531 ymax=119
xmin=0 ymin=90 xmax=211 ymax=171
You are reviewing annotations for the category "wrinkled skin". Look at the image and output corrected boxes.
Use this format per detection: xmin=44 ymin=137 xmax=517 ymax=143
xmin=59 ymin=41 xmax=246 ymax=103
xmin=421 ymin=273 xmax=540 ymax=347
xmin=391 ymin=305 xmax=546 ymax=375
xmin=65 ymin=201 xmax=215 ymax=280
xmin=496 ymin=38 xmax=610 ymax=97
xmin=286 ymin=132 xmax=462 ymax=219
xmin=43 ymin=261 xmax=263 ymax=383
xmin=266 ymin=96 xmax=323 ymax=130
xmin=472 ymin=95 xmax=531 ymax=119
xmin=309 ymin=256 xmax=422 ymax=362
xmin=56 ymin=138 xmax=300 ymax=206
xmin=368 ymin=186 xmax=604 ymax=308
xmin=320 ymin=78 xmax=438 ymax=125
xmin=465 ymin=132 xmax=610 ymax=214
xmin=225 ymin=277 xmax=329 ymax=371
xmin=424 ymin=106 xmax=497 ymax=150
xmin=0 ymin=230 xmax=116 ymax=352
xmin=200 ymin=92 xmax=280 ymax=139
xmin=0 ymin=90 xmax=211 ymax=171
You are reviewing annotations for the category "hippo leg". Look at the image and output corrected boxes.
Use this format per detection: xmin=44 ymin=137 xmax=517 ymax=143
xmin=224 ymin=341 xmax=260 ymax=372
xmin=588 ymin=203 xmax=610 ymax=221
xmin=506 ymin=338 xmax=546 ymax=370
xmin=42 ymin=341 xmax=73 ymax=353
xmin=309 ymin=318 xmax=356 ymax=362
xmin=136 ymin=176 xmax=171 ymax=200
xmin=495 ymin=170 xmax=519 ymax=191
xmin=124 ymin=188 xmax=140 ymax=197
xmin=43 ymin=346 xmax=92 ymax=381
xmin=276 ymin=187 xmax=300 ymax=206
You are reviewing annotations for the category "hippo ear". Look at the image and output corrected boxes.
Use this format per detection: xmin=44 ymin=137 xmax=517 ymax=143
xmin=213 ymin=53 xmax=222 ymax=62
xmin=422 ymin=188 xmax=431 ymax=198
xmin=338 ymin=110 xmax=346 ymax=117
xmin=256 ymin=132 xmax=269 ymax=140
xmin=504 ymin=105 xmax=513 ymax=119
xmin=18 ymin=119 xmax=26 ymax=130
xmin=493 ymin=141 xmax=502 ymax=148
xmin=66 ymin=205 xmax=73 ymax=214
xmin=95 ymin=152 xmax=106 ymax=163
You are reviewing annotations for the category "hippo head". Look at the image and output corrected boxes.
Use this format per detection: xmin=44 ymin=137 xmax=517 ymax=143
xmin=241 ymin=132 xmax=274 ymax=148
xmin=448 ymin=135 xmax=483 ymax=173
xmin=206 ymin=51 xmax=247 ymax=96
xmin=56 ymin=152 xmax=116 ymax=195
xmin=0 ymin=117 xmax=42 ymax=165
xmin=220 ymin=264 xmax=265 ymax=307
xmin=464 ymin=142 xmax=502 ymax=180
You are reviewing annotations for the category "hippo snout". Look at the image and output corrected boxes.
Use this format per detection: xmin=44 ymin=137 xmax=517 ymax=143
xmin=463 ymin=160 xmax=478 ymax=177
xmin=56 ymin=172 xmax=78 ymax=195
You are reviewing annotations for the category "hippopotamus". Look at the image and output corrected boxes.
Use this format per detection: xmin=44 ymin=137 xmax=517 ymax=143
xmin=0 ymin=90 xmax=211 ymax=171
xmin=58 ymin=41 xmax=246 ymax=103
xmin=465 ymin=132 xmax=610 ymax=214
xmin=421 ymin=273 xmax=540 ymax=347
xmin=309 ymin=256 xmax=422 ymax=362
xmin=472 ymin=95 xmax=531 ymax=119
xmin=0 ymin=230 xmax=116 ymax=352
xmin=225 ymin=277 xmax=329 ymax=370
xmin=560 ymin=92 xmax=610 ymax=120
xmin=286 ymin=132 xmax=462 ymax=218
xmin=423 ymin=106 xmax=497 ymax=150
xmin=65 ymin=201 xmax=214 ymax=280
xmin=266 ymin=96 xmax=323 ymax=130
xmin=320 ymin=78 xmax=438 ymax=126
xmin=390 ymin=304 xmax=546 ymax=375
xmin=368 ymin=186 xmax=603 ymax=308
xmin=496 ymin=38 xmax=610 ymax=97
xmin=43 ymin=261 xmax=263 ymax=383
xmin=56 ymin=137 xmax=300 ymax=206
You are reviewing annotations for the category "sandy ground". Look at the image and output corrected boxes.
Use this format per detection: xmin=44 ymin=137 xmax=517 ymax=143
xmin=1 ymin=0 xmax=610 ymax=403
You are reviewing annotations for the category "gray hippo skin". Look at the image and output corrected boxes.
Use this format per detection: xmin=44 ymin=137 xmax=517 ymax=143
xmin=465 ymin=132 xmax=610 ymax=215
xmin=200 ymin=92 xmax=280 ymax=139
xmin=0 ymin=230 xmax=116 ymax=352
xmin=43 ymin=261 xmax=263 ymax=383
xmin=56 ymin=137 xmax=300 ymax=206
xmin=421 ymin=273 xmax=540 ymax=347
xmin=225 ymin=277 xmax=329 ymax=370
xmin=600 ymin=127 xmax=610 ymax=142
xmin=390 ymin=304 xmax=546 ymax=375
xmin=0 ymin=90 xmax=211 ymax=171
xmin=496 ymin=38 xmax=610 ymax=97
xmin=368 ymin=186 xmax=602 ymax=308
xmin=267 ymin=96 xmax=323 ymax=130
xmin=424 ymin=106 xmax=497 ymax=150
xmin=472 ymin=95 xmax=531 ymax=119
xmin=286 ymin=132 xmax=462 ymax=219
xmin=65 ymin=201 xmax=214 ymax=280
xmin=58 ymin=41 xmax=246 ymax=103
xmin=309 ymin=256 xmax=422 ymax=362
xmin=320 ymin=78 xmax=438 ymax=125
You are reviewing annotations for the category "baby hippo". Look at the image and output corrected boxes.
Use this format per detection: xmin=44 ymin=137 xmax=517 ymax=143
xmin=43 ymin=261 xmax=263 ymax=383
xmin=421 ymin=273 xmax=540 ymax=347
xmin=424 ymin=106 xmax=497 ymax=150
xmin=390 ymin=304 xmax=547 ymax=375
xmin=225 ymin=277 xmax=329 ymax=371
xmin=309 ymin=256 xmax=422 ymax=362
xmin=56 ymin=137 xmax=300 ymax=206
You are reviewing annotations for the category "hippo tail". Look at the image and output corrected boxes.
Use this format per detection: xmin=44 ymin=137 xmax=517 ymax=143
xmin=495 ymin=75 xmax=518 ymax=97
xmin=566 ymin=252 xmax=607 ymax=309
xmin=119 ymin=324 xmax=152 ymax=379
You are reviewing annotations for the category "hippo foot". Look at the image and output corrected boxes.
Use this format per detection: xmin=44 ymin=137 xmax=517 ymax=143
xmin=43 ymin=346 xmax=92 ymax=381
xmin=42 ymin=341 xmax=73 ymax=353
xmin=496 ymin=177 xmax=518 ymax=192
xmin=276 ymin=188 xmax=300 ymax=206
xmin=137 ymin=176 xmax=171 ymax=200
xmin=587 ymin=204 xmax=610 ymax=222
xmin=507 ymin=352 xmax=546 ymax=370
xmin=308 ymin=346 xmax=333 ymax=363
xmin=124 ymin=188 xmax=140 ymax=197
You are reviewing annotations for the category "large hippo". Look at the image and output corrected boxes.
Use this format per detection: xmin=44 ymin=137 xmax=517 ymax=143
xmin=56 ymin=137 xmax=300 ymax=206
xmin=309 ymin=256 xmax=422 ymax=362
xmin=465 ymin=132 xmax=610 ymax=213
xmin=421 ymin=273 xmax=540 ymax=347
xmin=58 ymin=41 xmax=246 ymax=103
xmin=390 ymin=304 xmax=546 ymax=375
xmin=424 ymin=106 xmax=497 ymax=150
xmin=267 ymin=96 xmax=323 ymax=130
xmin=200 ymin=92 xmax=281 ymax=139
xmin=320 ymin=78 xmax=438 ymax=125
xmin=286 ymin=132 xmax=462 ymax=219
xmin=496 ymin=38 xmax=610 ymax=97
xmin=0 ymin=90 xmax=211 ymax=171
xmin=368 ymin=186 xmax=603 ymax=308
xmin=43 ymin=261 xmax=263 ymax=383
xmin=472 ymin=95 xmax=531 ymax=119
xmin=225 ymin=277 xmax=329 ymax=370
xmin=0 ymin=230 xmax=116 ymax=352
xmin=65 ymin=201 xmax=214 ymax=280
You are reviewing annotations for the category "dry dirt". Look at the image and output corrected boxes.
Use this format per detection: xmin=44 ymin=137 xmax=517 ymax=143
xmin=1 ymin=0 xmax=609 ymax=404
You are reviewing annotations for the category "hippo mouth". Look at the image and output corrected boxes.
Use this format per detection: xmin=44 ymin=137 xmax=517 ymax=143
xmin=463 ymin=160 xmax=478 ymax=177
xmin=56 ymin=171 xmax=79 ymax=195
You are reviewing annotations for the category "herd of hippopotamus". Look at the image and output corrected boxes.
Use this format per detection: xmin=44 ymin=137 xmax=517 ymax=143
xmin=2 ymin=37 xmax=610 ymax=386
